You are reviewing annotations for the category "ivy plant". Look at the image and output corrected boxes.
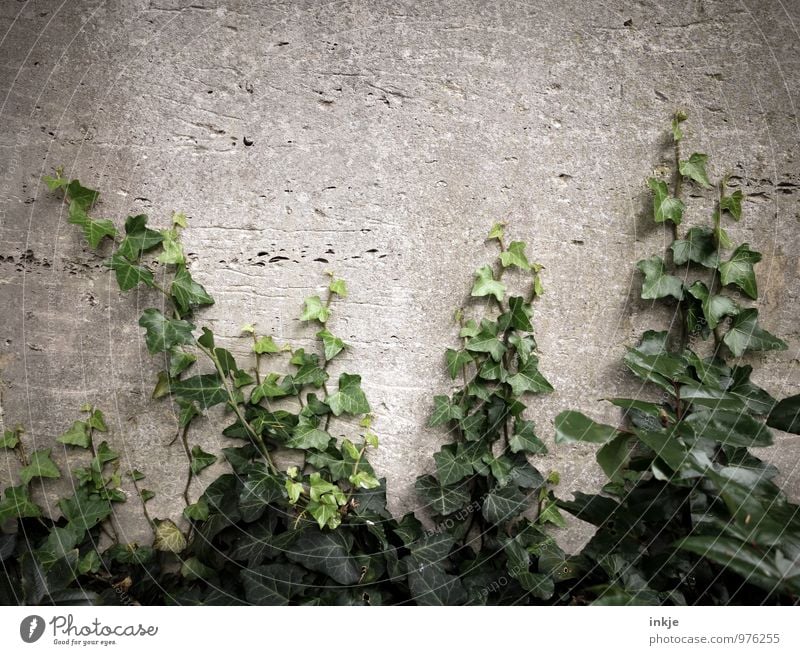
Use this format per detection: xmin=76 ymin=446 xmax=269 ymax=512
xmin=554 ymin=113 xmax=800 ymax=605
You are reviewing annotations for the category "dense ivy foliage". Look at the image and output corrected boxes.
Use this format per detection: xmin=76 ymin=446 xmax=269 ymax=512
xmin=1 ymin=115 xmax=798 ymax=605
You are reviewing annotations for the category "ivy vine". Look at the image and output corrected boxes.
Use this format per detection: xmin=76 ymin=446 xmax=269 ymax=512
xmin=1 ymin=114 xmax=798 ymax=605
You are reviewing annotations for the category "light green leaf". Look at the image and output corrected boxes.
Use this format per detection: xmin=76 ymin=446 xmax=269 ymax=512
xmin=138 ymin=308 xmax=195 ymax=354
xmin=671 ymin=110 xmax=687 ymax=142
xmin=300 ymin=296 xmax=330 ymax=323
xmin=58 ymin=489 xmax=111 ymax=530
xmin=722 ymin=309 xmax=787 ymax=357
xmin=56 ymin=421 xmax=91 ymax=448
xmin=445 ymin=349 xmax=473 ymax=379
xmin=471 ymin=265 xmax=505 ymax=302
xmin=190 ymin=445 xmax=217 ymax=475
xmin=326 ymin=373 xmax=370 ymax=416
xmin=171 ymin=266 xmax=214 ymax=315
xmin=671 ymin=226 xmax=718 ymax=268
xmin=253 ymin=335 xmax=279 ymax=354
xmin=316 ymin=329 xmax=345 ymax=360
xmin=0 ymin=429 xmax=20 ymax=449
xmin=43 ymin=174 xmax=69 ymax=191
xmin=487 ymin=222 xmax=505 ymax=241
xmin=647 ymin=178 xmax=684 ymax=224
xmin=172 ymin=211 xmax=188 ymax=228
xmin=720 ymin=189 xmax=743 ymax=220
xmin=637 ymin=256 xmax=683 ymax=300
xmin=507 ymin=355 xmax=553 ymax=396
xmin=349 ymin=470 xmax=380 ymax=490
xmin=499 ymin=241 xmax=531 ymax=270
xmin=329 ymin=278 xmax=347 ymax=297
xmin=157 ymin=228 xmax=185 ymax=264
xmin=554 ymin=411 xmax=621 ymax=445
xmin=20 ymin=449 xmax=60 ymax=484
xmin=429 ymin=395 xmax=464 ymax=427
xmin=0 ymin=485 xmax=42 ymax=522
xmin=153 ymin=519 xmax=187 ymax=553
xmin=679 ymin=152 xmax=712 ymax=188
xmin=719 ymin=243 xmax=761 ymax=299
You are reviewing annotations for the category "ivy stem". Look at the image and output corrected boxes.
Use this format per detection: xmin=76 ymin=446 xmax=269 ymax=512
xmin=710 ymin=181 xmax=726 ymax=352
xmin=251 ymin=333 xmax=262 ymax=386
xmin=320 ymin=286 xmax=336 ymax=432
xmin=670 ymin=129 xmax=688 ymax=351
xmin=196 ymin=342 xmax=277 ymax=475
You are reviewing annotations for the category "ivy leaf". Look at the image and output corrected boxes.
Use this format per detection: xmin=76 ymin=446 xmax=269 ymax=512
xmin=671 ymin=226 xmax=718 ymax=268
xmin=306 ymin=501 xmax=341 ymax=530
xmin=253 ymin=335 xmax=279 ymax=354
xmin=66 ymin=180 xmax=99 ymax=210
xmin=190 ymin=446 xmax=217 ymax=475
xmin=415 ymin=475 xmax=470 ymax=515
xmin=720 ymin=189 xmax=743 ymax=220
xmin=507 ymin=296 xmax=533 ymax=331
xmin=153 ymin=519 xmax=187 ymax=553
xmin=140 ymin=489 xmax=155 ymax=502
xmin=507 ymin=355 xmax=553 ymax=396
xmin=56 ymin=421 xmax=91 ymax=448
xmin=184 ymin=499 xmax=209 ymax=521
xmin=138 ymin=309 xmax=195 ymax=354
xmin=407 ymin=561 xmax=467 ymax=605
xmin=20 ymin=449 xmax=61 ymax=484
xmin=499 ymin=241 xmax=531 ymax=270
xmin=433 ymin=444 xmax=473 ymax=486
xmin=107 ymin=253 xmax=154 ymax=291
xmin=239 ymin=469 xmax=285 ymax=522
xmin=326 ymin=373 xmax=370 ymax=416
xmin=171 ymin=266 xmax=214 ymax=315
xmin=482 ymin=485 xmax=527 ymax=524
xmin=157 ymin=228 xmax=185 ymax=265
xmin=722 ymin=309 xmax=787 ymax=357
xmin=241 ymin=564 xmax=306 ymax=605
xmin=117 ymin=214 xmax=163 ymax=260
xmin=596 ymin=434 xmax=635 ymax=481
xmin=0 ymin=485 xmax=42 ymax=522
xmin=0 ymin=429 xmax=19 ymax=449
xmin=67 ymin=203 xmax=117 ymax=249
xmin=719 ymin=243 xmax=761 ymax=299
xmin=169 ymin=349 xmax=196 ymax=377
xmin=316 ymin=329 xmax=345 ymax=360
xmin=647 ymin=178 xmax=684 ymax=224
xmin=429 ymin=395 xmax=464 ymax=427
xmin=509 ymin=420 xmax=547 ymax=454
xmin=465 ymin=325 xmax=507 ymax=362
xmin=58 ymin=489 xmax=111 ymax=530
xmin=251 ymin=373 xmax=290 ymax=403
xmin=43 ymin=174 xmax=69 ymax=191
xmin=637 ymin=256 xmax=684 ymax=301
xmin=86 ymin=408 xmax=107 ymax=432
xmin=169 ymin=374 xmax=228 ymax=408
xmin=286 ymin=419 xmax=331 ymax=450
xmin=445 ymin=349 xmax=473 ymax=380
xmin=471 ymin=265 xmax=505 ymax=302
xmin=679 ymin=152 xmax=712 ymax=188
xmin=487 ymin=222 xmax=505 ymax=241
xmin=684 ymin=410 xmax=773 ymax=447
xmin=767 ymin=394 xmax=800 ymax=435
xmin=671 ymin=110 xmax=687 ymax=142
xmin=300 ymin=296 xmax=330 ymax=323
xmin=329 ymin=278 xmax=347 ymax=297
xmin=286 ymin=531 xmax=361 ymax=585
xmin=554 ymin=411 xmax=621 ymax=445
xmin=686 ymin=281 xmax=738 ymax=330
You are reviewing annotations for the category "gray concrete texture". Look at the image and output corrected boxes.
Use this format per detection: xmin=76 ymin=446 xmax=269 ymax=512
xmin=1 ymin=0 xmax=799 ymax=550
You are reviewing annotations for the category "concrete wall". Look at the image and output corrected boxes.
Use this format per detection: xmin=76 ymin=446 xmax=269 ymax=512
xmin=1 ymin=0 xmax=799 ymax=549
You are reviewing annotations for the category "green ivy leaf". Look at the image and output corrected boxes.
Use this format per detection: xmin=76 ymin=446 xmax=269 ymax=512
xmin=684 ymin=410 xmax=773 ymax=447
xmin=647 ymin=178 xmax=684 ymax=224
xmin=407 ymin=561 xmax=467 ymax=605
xmin=171 ymin=266 xmax=214 ymax=315
xmin=58 ymin=488 xmax=111 ymax=530
xmin=767 ymin=394 xmax=800 ymax=435
xmin=415 ymin=475 xmax=470 ymax=515
xmin=285 ymin=531 xmax=361 ymax=585
xmin=679 ymin=152 xmax=712 ymax=188
xmin=637 ymin=256 xmax=684 ymax=301
xmin=68 ymin=203 xmax=117 ymax=249
xmin=719 ymin=243 xmax=761 ymax=299
xmin=43 ymin=174 xmax=69 ymax=191
xmin=539 ymin=500 xmax=567 ymax=527
xmin=66 ymin=180 xmax=99 ymax=210
xmin=671 ymin=226 xmax=718 ymax=268
xmin=140 ymin=489 xmax=155 ymax=502
xmin=722 ymin=309 xmax=787 ymax=357
xmin=499 ymin=241 xmax=531 ymax=270
xmin=300 ymin=296 xmax=330 ymax=323
xmin=326 ymin=373 xmax=370 ymax=416
xmin=445 ymin=349 xmax=473 ymax=380
xmin=157 ymin=228 xmax=185 ymax=265
xmin=507 ymin=355 xmax=553 ymax=396
xmin=316 ymin=329 xmax=345 ymax=360
xmin=596 ymin=433 xmax=635 ymax=481
xmin=138 ymin=309 xmax=195 ymax=354
xmin=686 ymin=281 xmax=738 ymax=330
xmin=286 ymin=418 xmax=331 ymax=450
xmin=720 ymin=189 xmax=743 ymax=220
xmin=554 ymin=411 xmax=621 ymax=445
xmin=240 ymin=469 xmax=285 ymax=522
xmin=329 ymin=278 xmax=347 ymax=297
xmin=20 ymin=449 xmax=61 ymax=484
xmin=507 ymin=296 xmax=533 ymax=331
xmin=169 ymin=349 xmax=197 ymax=377
xmin=253 ymin=335 xmax=279 ymax=354
xmin=429 ymin=395 xmax=464 ymax=427
xmin=487 ymin=222 xmax=505 ymax=241
xmin=509 ymin=420 xmax=547 ymax=454
xmin=482 ymin=485 xmax=527 ymax=524
xmin=56 ymin=421 xmax=91 ymax=448
xmin=671 ymin=110 xmax=687 ymax=142
xmin=107 ymin=253 xmax=155 ymax=291
xmin=0 ymin=485 xmax=42 ymax=522
xmin=184 ymin=499 xmax=209 ymax=521
xmin=433 ymin=444 xmax=473 ymax=486
xmin=465 ymin=324 xmax=507 ymax=362
xmin=241 ymin=564 xmax=306 ymax=605
xmin=0 ymin=429 xmax=20 ymax=449
xmin=153 ymin=519 xmax=187 ymax=553
xmin=251 ymin=373 xmax=290 ymax=403
xmin=169 ymin=374 xmax=228 ymax=408
xmin=471 ymin=265 xmax=506 ymax=302
xmin=117 ymin=214 xmax=163 ymax=260
xmin=190 ymin=445 xmax=217 ymax=475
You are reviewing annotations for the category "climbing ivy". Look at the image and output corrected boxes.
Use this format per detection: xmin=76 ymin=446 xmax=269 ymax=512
xmin=1 ymin=114 xmax=798 ymax=605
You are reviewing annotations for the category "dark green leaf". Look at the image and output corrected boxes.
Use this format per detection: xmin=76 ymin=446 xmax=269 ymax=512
xmin=679 ymin=152 xmax=712 ymax=188
xmin=507 ymin=296 xmax=533 ymax=331
xmin=499 ymin=241 xmax=531 ymax=270
xmin=671 ymin=226 xmax=718 ymax=268
xmin=58 ymin=489 xmax=111 ymax=530
xmin=326 ymin=373 xmax=370 ymax=416
xmin=445 ymin=349 xmax=473 ymax=380
xmin=241 ymin=564 xmax=306 ymax=605
xmin=429 ymin=395 xmax=464 ymax=427
xmin=482 ymin=485 xmax=527 ymax=524
xmin=286 ymin=530 xmax=361 ymax=585
xmin=56 ymin=421 xmax=91 ymax=448
xmin=171 ymin=265 xmax=214 ymax=315
xmin=66 ymin=180 xmax=99 ymax=210
xmin=723 ymin=309 xmax=787 ymax=357
xmin=416 ymin=475 xmax=470 ymax=515
xmin=648 ymin=178 xmax=684 ymax=224
xmin=0 ymin=485 xmax=42 ymax=522
xmin=316 ymin=329 xmax=345 ymax=360
xmin=138 ymin=309 xmax=195 ymax=354
xmin=554 ymin=411 xmax=621 ymax=445
xmin=637 ymin=256 xmax=683 ymax=301
xmin=117 ymin=214 xmax=163 ymax=260
xmin=407 ymin=561 xmax=467 ymax=605
xmin=107 ymin=253 xmax=154 ymax=291
xmin=686 ymin=281 xmax=738 ymax=330
xmin=720 ymin=189 xmax=743 ymax=220
xmin=169 ymin=374 xmax=228 ymax=408
xmin=190 ymin=445 xmax=217 ymax=475
xmin=509 ymin=419 xmax=547 ymax=454
xmin=767 ymin=394 xmax=800 ymax=434
xmin=507 ymin=355 xmax=553 ymax=396
xmin=20 ymin=448 xmax=60 ymax=484
xmin=684 ymin=409 xmax=773 ymax=447
xmin=719 ymin=243 xmax=761 ymax=299
xmin=434 ymin=444 xmax=473 ymax=486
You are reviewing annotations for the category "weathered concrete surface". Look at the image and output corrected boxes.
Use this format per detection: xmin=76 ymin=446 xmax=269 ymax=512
xmin=1 ymin=0 xmax=799 ymax=550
